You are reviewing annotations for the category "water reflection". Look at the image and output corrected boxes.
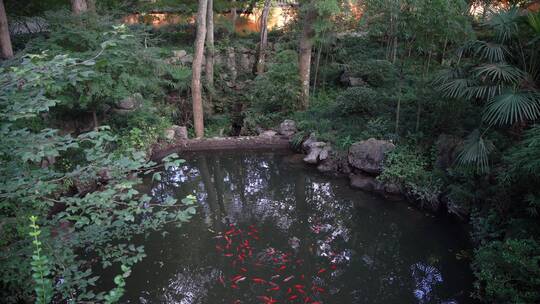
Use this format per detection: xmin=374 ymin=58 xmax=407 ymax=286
xmin=125 ymin=152 xmax=473 ymax=304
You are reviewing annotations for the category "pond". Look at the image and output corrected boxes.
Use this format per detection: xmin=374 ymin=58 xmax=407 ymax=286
xmin=124 ymin=151 xmax=474 ymax=304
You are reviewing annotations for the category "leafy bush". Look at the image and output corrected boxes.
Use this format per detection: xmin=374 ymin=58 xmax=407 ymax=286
xmin=345 ymin=59 xmax=397 ymax=87
xmin=0 ymin=30 xmax=196 ymax=303
xmin=473 ymin=238 xmax=540 ymax=303
xmin=334 ymin=86 xmax=386 ymax=116
xmin=379 ymin=145 xmax=443 ymax=209
xmin=244 ymin=50 xmax=301 ymax=129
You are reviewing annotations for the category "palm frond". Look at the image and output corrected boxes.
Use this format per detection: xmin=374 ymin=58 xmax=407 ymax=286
xmin=484 ymin=7 xmax=521 ymax=43
xmin=527 ymin=11 xmax=540 ymax=35
xmin=473 ymin=63 xmax=526 ymax=84
xmin=465 ymin=40 xmax=507 ymax=63
xmin=457 ymin=129 xmax=495 ymax=173
xmin=433 ymin=67 xmax=474 ymax=99
xmin=466 ymin=84 xmax=502 ymax=100
xmin=483 ymin=91 xmax=540 ymax=126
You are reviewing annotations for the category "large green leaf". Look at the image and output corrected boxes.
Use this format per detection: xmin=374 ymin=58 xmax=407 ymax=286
xmin=483 ymin=91 xmax=540 ymax=126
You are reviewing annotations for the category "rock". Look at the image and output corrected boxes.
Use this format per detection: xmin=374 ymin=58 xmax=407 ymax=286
xmin=180 ymin=54 xmax=193 ymax=65
xmin=435 ymin=134 xmax=462 ymax=170
xmin=116 ymin=93 xmax=142 ymax=111
xmin=239 ymin=53 xmax=251 ymax=72
xmin=173 ymin=126 xmax=188 ymax=140
xmin=319 ymin=145 xmax=332 ymax=161
xmin=172 ymin=50 xmax=187 ymax=58
xmin=165 ymin=125 xmax=189 ymax=141
xmin=340 ymin=71 xmax=366 ymax=87
xmin=164 ymin=128 xmax=176 ymax=140
xmin=348 ymin=138 xmax=395 ymax=175
xmin=302 ymin=133 xmax=317 ymax=152
xmin=303 ymin=142 xmax=326 ymax=164
xmin=278 ymin=120 xmax=297 ymax=137
xmin=259 ymin=130 xmax=278 ymax=138
xmin=349 ymin=173 xmax=383 ymax=192
xmin=317 ymin=153 xmax=339 ymax=173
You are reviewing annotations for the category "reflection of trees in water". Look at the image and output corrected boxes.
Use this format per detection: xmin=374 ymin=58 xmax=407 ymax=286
xmin=141 ymin=153 xmax=461 ymax=304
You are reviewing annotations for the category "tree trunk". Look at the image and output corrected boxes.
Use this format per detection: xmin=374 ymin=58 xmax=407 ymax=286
xmin=231 ymin=0 xmax=237 ymax=36
xmin=298 ymin=5 xmax=317 ymax=110
xmin=205 ymin=0 xmax=214 ymax=107
xmin=192 ymin=0 xmax=209 ymax=138
xmin=0 ymin=0 xmax=13 ymax=59
xmin=256 ymin=0 xmax=271 ymax=75
xmin=312 ymin=41 xmax=323 ymax=96
xmin=71 ymin=0 xmax=88 ymax=15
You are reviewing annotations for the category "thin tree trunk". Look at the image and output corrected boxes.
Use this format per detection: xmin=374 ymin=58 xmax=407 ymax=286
xmin=205 ymin=0 xmax=214 ymax=107
xmin=231 ymin=0 xmax=237 ymax=36
xmin=256 ymin=0 xmax=271 ymax=75
xmin=298 ymin=5 xmax=317 ymax=110
xmin=392 ymin=36 xmax=398 ymax=63
xmin=0 ymin=0 xmax=13 ymax=59
xmin=92 ymin=110 xmax=98 ymax=131
xmin=312 ymin=41 xmax=323 ymax=97
xmin=192 ymin=0 xmax=209 ymax=138
xmin=71 ymin=0 xmax=88 ymax=15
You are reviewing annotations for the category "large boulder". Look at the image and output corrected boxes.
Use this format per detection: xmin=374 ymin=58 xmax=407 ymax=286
xmin=348 ymin=138 xmax=395 ymax=175
xmin=278 ymin=120 xmax=297 ymax=137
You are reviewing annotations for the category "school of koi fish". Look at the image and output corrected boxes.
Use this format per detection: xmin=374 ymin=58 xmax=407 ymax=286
xmin=214 ymin=223 xmax=338 ymax=304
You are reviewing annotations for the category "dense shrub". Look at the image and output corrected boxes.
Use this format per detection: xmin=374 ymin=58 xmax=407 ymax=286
xmin=334 ymin=86 xmax=386 ymax=116
xmin=473 ymin=238 xmax=540 ymax=303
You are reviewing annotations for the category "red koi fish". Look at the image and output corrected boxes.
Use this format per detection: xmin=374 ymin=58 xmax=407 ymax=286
xmin=300 ymin=274 xmax=305 ymax=280
xmin=231 ymin=284 xmax=239 ymax=289
xmin=303 ymin=297 xmax=312 ymax=303
xmin=257 ymin=296 xmax=277 ymax=304
xmin=286 ymin=287 xmax=293 ymax=294
xmin=289 ymin=295 xmax=299 ymax=300
xmin=240 ymin=267 xmax=248 ymax=273
xmin=216 ymin=245 xmax=224 ymax=251
xmin=317 ymin=268 xmax=327 ymax=274
xmin=224 ymin=253 xmax=234 ymax=257
xmin=314 ymin=287 xmax=325 ymax=293
xmin=276 ymin=265 xmax=286 ymax=272
xmin=218 ymin=276 xmax=225 ymax=286
xmin=252 ymin=278 xmax=266 ymax=284
xmin=267 ymin=285 xmax=280 ymax=292
xmin=330 ymin=264 xmax=337 ymax=270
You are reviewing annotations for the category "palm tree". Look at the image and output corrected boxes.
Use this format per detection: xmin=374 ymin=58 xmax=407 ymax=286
xmin=434 ymin=7 xmax=540 ymax=172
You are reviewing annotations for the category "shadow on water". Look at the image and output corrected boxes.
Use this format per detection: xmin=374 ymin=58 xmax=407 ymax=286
xmin=124 ymin=151 xmax=475 ymax=304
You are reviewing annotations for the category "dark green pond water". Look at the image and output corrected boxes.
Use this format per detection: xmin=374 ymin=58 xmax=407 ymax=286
xmin=124 ymin=151 xmax=474 ymax=304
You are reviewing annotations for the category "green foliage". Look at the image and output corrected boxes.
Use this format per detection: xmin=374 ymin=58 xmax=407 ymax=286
xmin=0 ymin=27 xmax=196 ymax=303
xmin=334 ymin=86 xmax=386 ymax=116
xmin=473 ymin=238 xmax=540 ymax=303
xmin=379 ymin=145 xmax=443 ymax=209
xmin=245 ymin=50 xmax=301 ymax=128
xmin=29 ymin=216 xmax=53 ymax=304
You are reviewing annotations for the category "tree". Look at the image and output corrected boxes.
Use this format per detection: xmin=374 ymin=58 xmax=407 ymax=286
xmin=192 ymin=0 xmax=209 ymax=138
xmin=297 ymin=0 xmax=340 ymax=109
xmin=70 ymin=0 xmax=88 ymax=15
xmin=256 ymin=0 xmax=272 ymax=75
xmin=298 ymin=3 xmax=317 ymax=109
xmin=205 ymin=0 xmax=215 ymax=106
xmin=0 ymin=0 xmax=13 ymax=59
